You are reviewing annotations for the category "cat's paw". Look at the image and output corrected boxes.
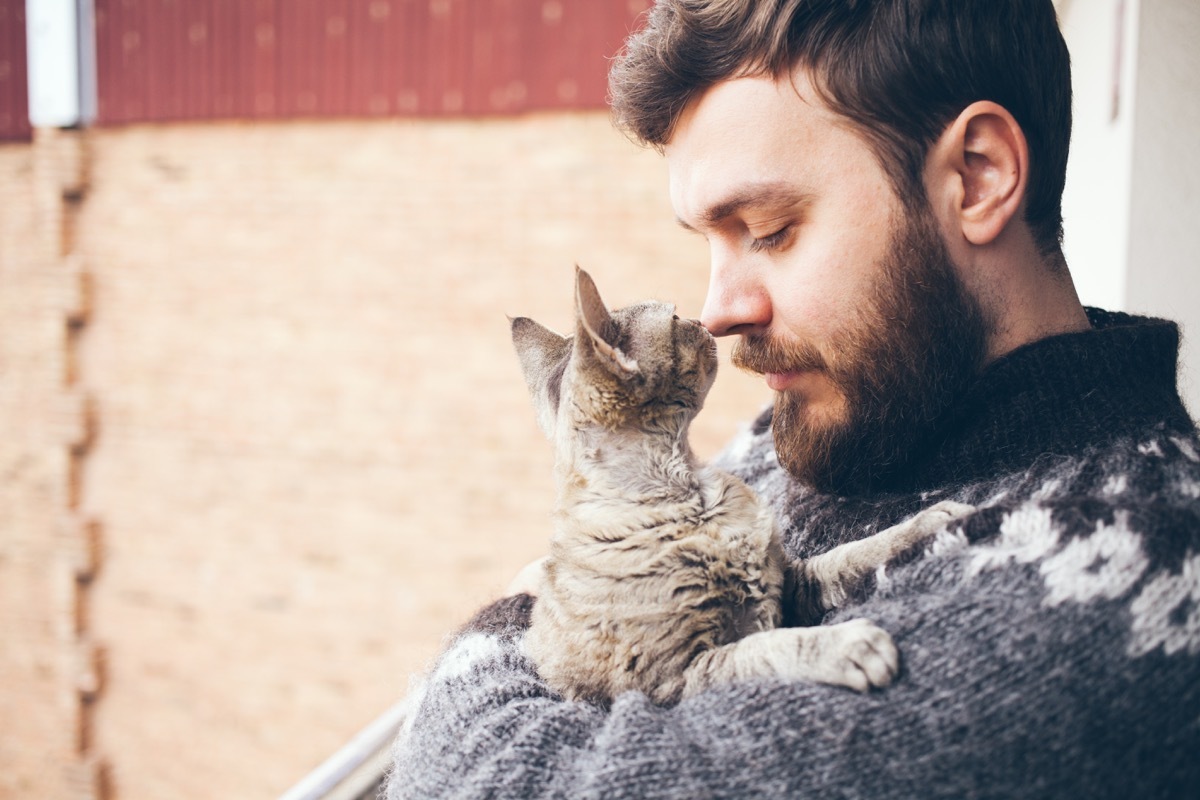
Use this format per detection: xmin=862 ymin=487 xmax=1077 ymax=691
xmin=913 ymin=500 xmax=975 ymax=532
xmin=798 ymin=618 xmax=899 ymax=692
xmin=878 ymin=500 xmax=976 ymax=554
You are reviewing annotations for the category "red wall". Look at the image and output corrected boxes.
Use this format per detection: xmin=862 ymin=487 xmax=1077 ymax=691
xmin=94 ymin=0 xmax=649 ymax=125
xmin=0 ymin=0 xmax=30 ymax=141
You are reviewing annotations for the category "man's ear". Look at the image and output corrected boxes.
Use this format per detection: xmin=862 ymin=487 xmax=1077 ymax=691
xmin=926 ymin=101 xmax=1028 ymax=246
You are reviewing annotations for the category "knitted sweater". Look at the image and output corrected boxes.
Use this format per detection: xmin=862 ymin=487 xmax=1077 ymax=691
xmin=387 ymin=309 xmax=1200 ymax=799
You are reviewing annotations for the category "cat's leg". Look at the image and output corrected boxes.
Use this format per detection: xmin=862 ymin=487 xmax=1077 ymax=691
xmin=680 ymin=618 xmax=898 ymax=698
xmin=793 ymin=500 xmax=974 ymax=620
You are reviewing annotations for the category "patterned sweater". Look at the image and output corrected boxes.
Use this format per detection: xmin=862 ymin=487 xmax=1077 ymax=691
xmin=387 ymin=309 xmax=1200 ymax=799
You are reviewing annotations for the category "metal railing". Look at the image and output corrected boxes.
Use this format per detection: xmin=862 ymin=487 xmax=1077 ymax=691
xmin=278 ymin=699 xmax=410 ymax=800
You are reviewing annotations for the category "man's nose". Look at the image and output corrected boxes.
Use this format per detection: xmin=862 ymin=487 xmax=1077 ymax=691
xmin=700 ymin=249 xmax=771 ymax=337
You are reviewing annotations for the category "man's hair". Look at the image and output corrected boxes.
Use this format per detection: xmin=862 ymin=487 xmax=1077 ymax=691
xmin=609 ymin=0 xmax=1073 ymax=256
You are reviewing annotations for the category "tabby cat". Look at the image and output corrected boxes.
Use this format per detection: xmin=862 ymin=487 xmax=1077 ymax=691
xmin=510 ymin=268 xmax=969 ymax=706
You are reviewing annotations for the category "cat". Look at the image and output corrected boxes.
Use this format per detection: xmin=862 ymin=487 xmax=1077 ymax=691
xmin=509 ymin=267 xmax=971 ymax=706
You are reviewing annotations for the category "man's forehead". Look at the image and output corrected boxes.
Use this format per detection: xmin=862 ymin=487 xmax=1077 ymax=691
xmin=664 ymin=72 xmax=865 ymax=226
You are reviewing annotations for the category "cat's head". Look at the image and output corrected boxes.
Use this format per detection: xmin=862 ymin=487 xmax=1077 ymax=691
xmin=510 ymin=267 xmax=718 ymax=439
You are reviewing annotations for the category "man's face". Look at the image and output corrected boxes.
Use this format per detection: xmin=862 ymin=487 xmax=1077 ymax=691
xmin=666 ymin=72 xmax=988 ymax=492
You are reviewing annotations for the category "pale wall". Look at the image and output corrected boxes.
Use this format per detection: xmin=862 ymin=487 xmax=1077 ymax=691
xmin=1059 ymin=0 xmax=1137 ymax=312
xmin=0 ymin=130 xmax=102 ymax=800
xmin=63 ymin=114 xmax=766 ymax=799
xmin=1059 ymin=0 xmax=1200 ymax=414
xmin=1125 ymin=0 xmax=1200 ymax=413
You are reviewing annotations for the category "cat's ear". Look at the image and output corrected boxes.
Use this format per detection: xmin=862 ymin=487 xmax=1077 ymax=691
xmin=575 ymin=267 xmax=638 ymax=376
xmin=510 ymin=315 xmax=571 ymax=438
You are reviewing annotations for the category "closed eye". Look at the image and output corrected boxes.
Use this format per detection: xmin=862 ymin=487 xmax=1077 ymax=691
xmin=748 ymin=225 xmax=794 ymax=253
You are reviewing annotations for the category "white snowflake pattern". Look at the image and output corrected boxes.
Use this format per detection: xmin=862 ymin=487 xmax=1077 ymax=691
xmin=1128 ymin=553 xmax=1200 ymax=657
xmin=1102 ymin=474 xmax=1128 ymax=496
xmin=1031 ymin=478 xmax=1063 ymax=502
xmin=435 ymin=632 xmax=504 ymax=681
xmin=929 ymin=526 xmax=970 ymax=558
xmin=1039 ymin=512 xmax=1148 ymax=607
xmin=966 ymin=503 xmax=1061 ymax=580
xmin=955 ymin=470 xmax=1199 ymax=662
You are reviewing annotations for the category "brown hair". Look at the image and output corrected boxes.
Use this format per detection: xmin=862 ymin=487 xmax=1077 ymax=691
xmin=609 ymin=0 xmax=1073 ymax=256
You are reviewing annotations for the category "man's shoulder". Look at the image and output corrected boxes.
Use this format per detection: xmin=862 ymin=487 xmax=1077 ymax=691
xmin=858 ymin=425 xmax=1200 ymax=655
xmin=1021 ymin=424 xmax=1200 ymax=529
xmin=916 ymin=424 xmax=1200 ymax=572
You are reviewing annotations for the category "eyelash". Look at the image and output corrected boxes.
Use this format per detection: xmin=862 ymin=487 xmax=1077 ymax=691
xmin=748 ymin=225 xmax=793 ymax=253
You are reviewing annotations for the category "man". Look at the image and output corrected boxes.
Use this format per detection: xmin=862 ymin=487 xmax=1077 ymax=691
xmin=388 ymin=1 xmax=1200 ymax=797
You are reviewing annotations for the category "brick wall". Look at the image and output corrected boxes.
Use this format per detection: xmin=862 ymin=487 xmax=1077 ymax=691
xmin=0 ymin=113 xmax=771 ymax=799
xmin=0 ymin=130 xmax=102 ymax=797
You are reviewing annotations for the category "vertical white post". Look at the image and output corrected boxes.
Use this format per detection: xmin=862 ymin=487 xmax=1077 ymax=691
xmin=25 ymin=0 xmax=96 ymax=128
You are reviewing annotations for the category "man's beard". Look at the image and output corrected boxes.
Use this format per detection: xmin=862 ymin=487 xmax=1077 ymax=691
xmin=732 ymin=205 xmax=990 ymax=494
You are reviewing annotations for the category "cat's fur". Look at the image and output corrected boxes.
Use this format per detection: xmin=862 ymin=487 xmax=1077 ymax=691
xmin=510 ymin=268 xmax=970 ymax=706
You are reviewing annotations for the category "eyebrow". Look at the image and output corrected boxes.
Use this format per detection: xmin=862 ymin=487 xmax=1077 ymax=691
xmin=676 ymin=182 xmax=812 ymax=232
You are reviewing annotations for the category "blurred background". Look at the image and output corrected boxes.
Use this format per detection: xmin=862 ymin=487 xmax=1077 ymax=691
xmin=0 ymin=1 xmax=1196 ymax=798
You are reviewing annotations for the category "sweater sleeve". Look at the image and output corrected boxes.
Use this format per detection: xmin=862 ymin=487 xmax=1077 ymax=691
xmin=387 ymin=499 xmax=1200 ymax=800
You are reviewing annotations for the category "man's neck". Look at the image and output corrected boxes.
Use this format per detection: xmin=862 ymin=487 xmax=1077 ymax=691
xmin=968 ymin=240 xmax=1092 ymax=364
xmin=984 ymin=286 xmax=1092 ymax=363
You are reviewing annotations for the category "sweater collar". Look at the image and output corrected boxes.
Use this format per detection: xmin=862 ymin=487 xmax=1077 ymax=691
xmin=886 ymin=308 xmax=1194 ymax=493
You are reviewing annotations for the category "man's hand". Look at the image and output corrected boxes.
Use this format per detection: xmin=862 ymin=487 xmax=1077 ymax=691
xmin=505 ymin=556 xmax=548 ymax=597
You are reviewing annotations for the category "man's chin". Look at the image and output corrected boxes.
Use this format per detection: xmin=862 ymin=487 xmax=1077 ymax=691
xmin=771 ymin=391 xmax=847 ymax=488
xmin=771 ymin=381 xmax=849 ymax=433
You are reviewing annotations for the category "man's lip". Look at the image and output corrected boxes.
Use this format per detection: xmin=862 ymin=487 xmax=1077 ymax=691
xmin=765 ymin=371 xmax=805 ymax=391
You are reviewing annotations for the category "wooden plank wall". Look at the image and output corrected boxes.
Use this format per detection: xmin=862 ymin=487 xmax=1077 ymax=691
xmin=0 ymin=0 xmax=30 ymax=141
xmin=93 ymin=0 xmax=649 ymax=125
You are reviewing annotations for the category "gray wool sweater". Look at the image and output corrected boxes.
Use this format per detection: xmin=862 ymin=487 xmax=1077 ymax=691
xmin=387 ymin=309 xmax=1200 ymax=799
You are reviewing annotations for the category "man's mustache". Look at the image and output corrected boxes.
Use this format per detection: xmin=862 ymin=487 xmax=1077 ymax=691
xmin=731 ymin=333 xmax=828 ymax=376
